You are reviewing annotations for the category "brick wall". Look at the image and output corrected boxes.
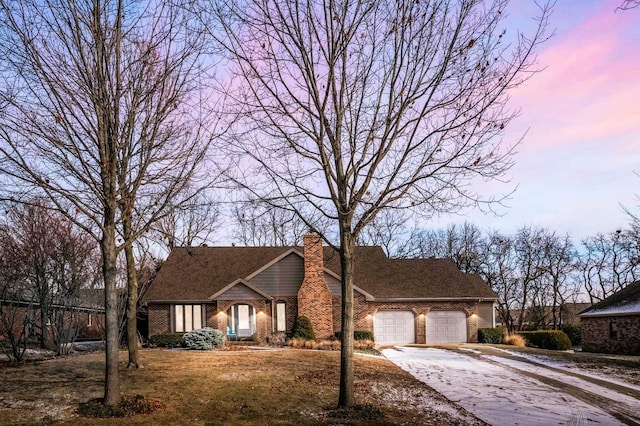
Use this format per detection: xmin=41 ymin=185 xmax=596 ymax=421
xmin=581 ymin=315 xmax=640 ymax=355
xmin=148 ymin=304 xmax=171 ymax=337
xmin=297 ymin=233 xmax=333 ymax=339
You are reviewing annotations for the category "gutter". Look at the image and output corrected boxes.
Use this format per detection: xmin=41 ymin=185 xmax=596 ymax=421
xmin=372 ymin=297 xmax=498 ymax=302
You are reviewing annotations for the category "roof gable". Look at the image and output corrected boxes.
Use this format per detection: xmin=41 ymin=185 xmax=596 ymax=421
xmin=210 ymin=280 xmax=271 ymax=300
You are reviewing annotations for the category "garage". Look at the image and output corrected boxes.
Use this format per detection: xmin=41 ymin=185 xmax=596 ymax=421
xmin=426 ymin=310 xmax=467 ymax=343
xmin=373 ymin=310 xmax=415 ymax=345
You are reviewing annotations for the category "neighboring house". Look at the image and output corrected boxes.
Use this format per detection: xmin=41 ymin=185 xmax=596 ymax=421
xmin=142 ymin=233 xmax=497 ymax=345
xmin=495 ymin=302 xmax=591 ymax=330
xmin=579 ymin=281 xmax=640 ymax=355
xmin=0 ymin=295 xmax=105 ymax=347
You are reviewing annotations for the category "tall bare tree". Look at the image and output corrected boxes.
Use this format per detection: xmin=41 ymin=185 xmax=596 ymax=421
xmin=207 ymin=0 xmax=551 ymax=407
xmin=150 ymin=193 xmax=221 ymax=253
xmin=231 ymin=202 xmax=310 ymax=246
xmin=0 ymin=0 xmax=212 ymax=404
xmin=579 ymin=230 xmax=639 ymax=304
xmin=0 ymin=201 xmax=98 ymax=356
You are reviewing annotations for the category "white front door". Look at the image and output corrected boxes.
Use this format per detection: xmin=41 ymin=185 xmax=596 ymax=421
xmin=373 ymin=311 xmax=415 ymax=345
xmin=426 ymin=311 xmax=467 ymax=343
xmin=230 ymin=304 xmax=255 ymax=337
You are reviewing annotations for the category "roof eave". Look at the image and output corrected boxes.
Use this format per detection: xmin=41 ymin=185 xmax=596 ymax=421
xmin=371 ymin=296 xmax=497 ymax=302
xmin=579 ymin=311 xmax=640 ymax=318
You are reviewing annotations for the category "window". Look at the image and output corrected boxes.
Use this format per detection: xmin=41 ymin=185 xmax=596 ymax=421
xmin=276 ymin=301 xmax=287 ymax=332
xmin=175 ymin=304 xmax=202 ymax=332
xmin=609 ymin=321 xmax=618 ymax=340
xmin=87 ymin=313 xmax=92 ymax=327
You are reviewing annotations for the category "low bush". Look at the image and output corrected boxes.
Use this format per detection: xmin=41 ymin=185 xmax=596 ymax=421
xmin=518 ymin=330 xmax=572 ymax=351
xmin=291 ymin=316 xmax=316 ymax=341
xmin=335 ymin=330 xmax=375 ymax=341
xmin=149 ymin=333 xmax=183 ymax=348
xmin=561 ymin=325 xmax=582 ymax=346
xmin=504 ymin=334 xmax=526 ymax=347
xmin=183 ymin=327 xmax=224 ymax=350
xmin=354 ymin=339 xmax=375 ymax=350
xmin=317 ymin=339 xmax=340 ymax=351
xmin=478 ymin=327 xmax=505 ymax=344
xmin=267 ymin=332 xmax=287 ymax=346
xmin=289 ymin=337 xmax=319 ymax=349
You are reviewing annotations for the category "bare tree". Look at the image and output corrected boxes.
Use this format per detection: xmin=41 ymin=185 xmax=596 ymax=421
xmin=618 ymin=0 xmax=640 ymax=10
xmin=540 ymin=232 xmax=576 ymax=329
xmin=579 ymin=230 xmax=639 ymax=303
xmin=150 ymin=193 xmax=221 ymax=252
xmin=231 ymin=202 xmax=310 ymax=246
xmin=0 ymin=201 xmax=98 ymax=356
xmin=207 ymin=0 xmax=551 ymax=407
xmin=0 ymin=0 xmax=212 ymax=404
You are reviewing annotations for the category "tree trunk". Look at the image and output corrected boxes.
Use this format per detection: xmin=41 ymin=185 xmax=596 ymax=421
xmin=123 ymin=215 xmax=141 ymax=368
xmin=338 ymin=230 xmax=355 ymax=408
xmin=102 ymin=227 xmax=120 ymax=406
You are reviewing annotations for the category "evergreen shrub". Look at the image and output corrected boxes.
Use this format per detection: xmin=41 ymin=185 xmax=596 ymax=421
xmin=291 ymin=316 xmax=316 ymax=341
xmin=478 ymin=327 xmax=505 ymax=344
xmin=518 ymin=330 xmax=572 ymax=350
xmin=335 ymin=330 xmax=375 ymax=341
xmin=182 ymin=327 xmax=224 ymax=350
xmin=561 ymin=325 xmax=582 ymax=346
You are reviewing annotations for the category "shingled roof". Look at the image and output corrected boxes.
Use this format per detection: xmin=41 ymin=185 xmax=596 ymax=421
xmin=579 ymin=280 xmax=640 ymax=317
xmin=143 ymin=244 xmax=497 ymax=302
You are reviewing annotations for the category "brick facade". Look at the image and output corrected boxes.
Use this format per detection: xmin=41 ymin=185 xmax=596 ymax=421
xmin=297 ymin=234 xmax=334 ymax=339
xmin=581 ymin=315 xmax=640 ymax=355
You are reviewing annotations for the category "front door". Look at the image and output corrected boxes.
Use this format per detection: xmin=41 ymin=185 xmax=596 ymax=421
xmin=229 ymin=304 xmax=255 ymax=337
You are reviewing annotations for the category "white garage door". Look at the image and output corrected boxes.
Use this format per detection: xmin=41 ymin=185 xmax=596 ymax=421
xmin=373 ymin=311 xmax=415 ymax=345
xmin=426 ymin=311 xmax=467 ymax=343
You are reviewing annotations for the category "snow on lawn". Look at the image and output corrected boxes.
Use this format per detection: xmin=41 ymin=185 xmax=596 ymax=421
xmin=484 ymin=355 xmax=640 ymax=408
xmin=382 ymin=346 xmax=622 ymax=426
xmin=494 ymin=348 xmax=640 ymax=392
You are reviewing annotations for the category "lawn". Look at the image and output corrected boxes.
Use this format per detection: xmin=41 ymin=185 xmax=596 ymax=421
xmin=0 ymin=348 xmax=480 ymax=425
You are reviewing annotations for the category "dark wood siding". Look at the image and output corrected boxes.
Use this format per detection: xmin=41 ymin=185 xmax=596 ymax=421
xmin=248 ymin=253 xmax=304 ymax=296
xmin=326 ymin=275 xmax=341 ymax=295
xmin=216 ymin=283 xmax=265 ymax=300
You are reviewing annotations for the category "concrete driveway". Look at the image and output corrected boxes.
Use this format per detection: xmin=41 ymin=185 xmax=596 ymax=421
xmin=382 ymin=345 xmax=640 ymax=426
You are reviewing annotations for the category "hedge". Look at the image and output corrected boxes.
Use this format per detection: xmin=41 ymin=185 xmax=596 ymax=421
xmin=561 ymin=325 xmax=582 ymax=346
xmin=518 ymin=330 xmax=572 ymax=350
xmin=335 ymin=330 xmax=375 ymax=342
xmin=478 ymin=328 xmax=505 ymax=344
xmin=149 ymin=333 xmax=184 ymax=348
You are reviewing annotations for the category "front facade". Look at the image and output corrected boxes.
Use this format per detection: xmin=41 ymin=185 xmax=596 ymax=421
xmin=143 ymin=234 xmax=497 ymax=345
xmin=579 ymin=281 xmax=640 ymax=355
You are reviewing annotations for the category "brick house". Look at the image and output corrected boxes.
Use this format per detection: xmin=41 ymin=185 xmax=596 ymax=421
xmin=0 ymin=297 xmax=105 ymax=347
xmin=579 ymin=281 xmax=640 ymax=355
xmin=142 ymin=233 xmax=497 ymax=344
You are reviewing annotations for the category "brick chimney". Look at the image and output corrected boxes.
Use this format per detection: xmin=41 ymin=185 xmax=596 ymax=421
xmin=297 ymin=233 xmax=334 ymax=339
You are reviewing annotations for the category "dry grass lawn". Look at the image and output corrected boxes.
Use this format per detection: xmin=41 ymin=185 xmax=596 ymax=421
xmin=0 ymin=348 xmax=482 ymax=425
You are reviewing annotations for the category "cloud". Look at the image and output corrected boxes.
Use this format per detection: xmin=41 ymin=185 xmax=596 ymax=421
xmin=507 ymin=1 xmax=640 ymax=153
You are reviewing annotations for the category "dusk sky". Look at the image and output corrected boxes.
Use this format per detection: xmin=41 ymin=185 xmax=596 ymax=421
xmin=435 ymin=0 xmax=640 ymax=240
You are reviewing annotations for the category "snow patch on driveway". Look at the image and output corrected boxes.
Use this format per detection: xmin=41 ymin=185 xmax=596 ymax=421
xmin=382 ymin=347 xmax=623 ymax=426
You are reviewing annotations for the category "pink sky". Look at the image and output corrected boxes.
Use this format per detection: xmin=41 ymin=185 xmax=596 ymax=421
xmin=437 ymin=0 xmax=640 ymax=240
